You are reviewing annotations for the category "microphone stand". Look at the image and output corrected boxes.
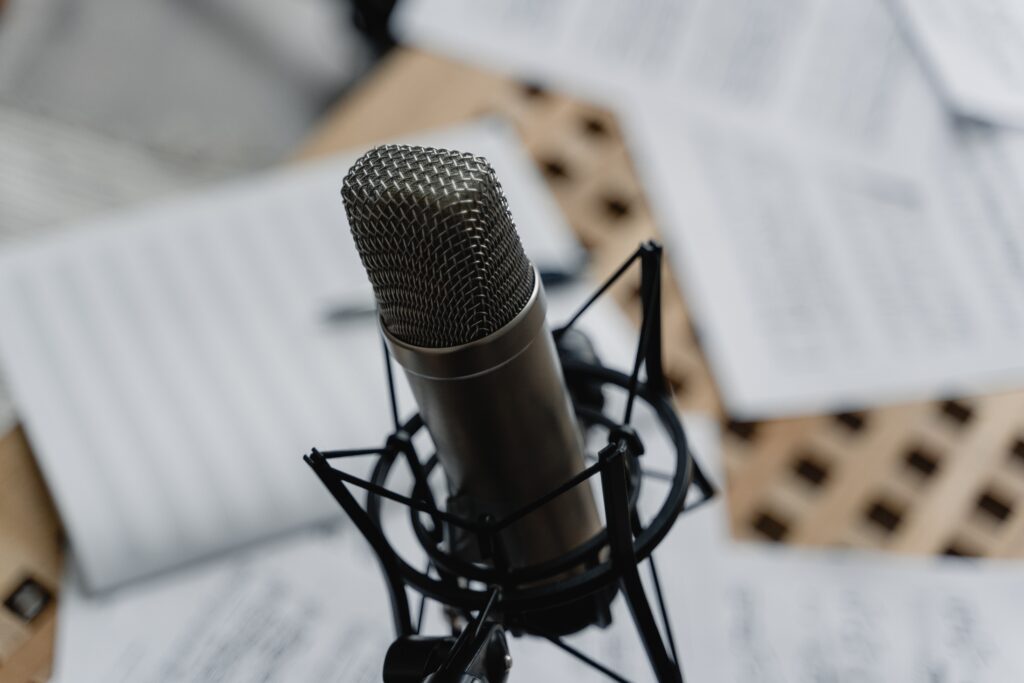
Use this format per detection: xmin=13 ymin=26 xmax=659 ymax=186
xmin=305 ymin=241 xmax=715 ymax=682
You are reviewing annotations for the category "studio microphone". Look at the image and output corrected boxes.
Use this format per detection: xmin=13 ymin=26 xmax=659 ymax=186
xmin=308 ymin=142 xmax=705 ymax=681
xmin=341 ymin=144 xmax=602 ymax=575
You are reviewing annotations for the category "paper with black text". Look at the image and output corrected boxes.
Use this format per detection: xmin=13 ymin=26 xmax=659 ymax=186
xmin=50 ymin=525 xmax=390 ymax=683
xmin=625 ymin=98 xmax=1024 ymax=417
xmin=686 ymin=543 xmax=1024 ymax=682
xmin=0 ymin=107 xmax=197 ymax=436
xmin=395 ymin=0 xmax=937 ymax=148
xmin=0 ymin=118 xmax=583 ymax=591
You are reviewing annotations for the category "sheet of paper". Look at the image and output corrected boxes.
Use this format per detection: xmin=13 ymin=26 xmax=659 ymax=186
xmin=0 ymin=118 xmax=583 ymax=591
xmin=892 ymin=0 xmax=1024 ymax=128
xmin=395 ymin=0 xmax=939 ymax=143
xmin=0 ymin=106 xmax=198 ymax=246
xmin=625 ymin=96 xmax=1024 ymax=417
xmin=0 ymin=106 xmax=199 ymax=436
xmin=684 ymin=544 xmax=1024 ymax=683
xmin=50 ymin=525 xmax=391 ymax=683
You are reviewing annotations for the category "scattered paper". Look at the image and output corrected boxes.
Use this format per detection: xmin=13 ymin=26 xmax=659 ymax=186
xmin=394 ymin=0 xmax=934 ymax=136
xmin=604 ymin=0 xmax=1024 ymax=417
xmin=50 ymin=525 xmax=391 ymax=683
xmin=678 ymin=543 xmax=1024 ymax=683
xmin=392 ymin=0 xmax=1024 ymax=417
xmin=625 ymin=93 xmax=1024 ymax=417
xmin=0 ymin=118 xmax=582 ymax=591
xmin=892 ymin=0 xmax=1024 ymax=128
xmin=0 ymin=106 xmax=197 ymax=245
xmin=0 ymin=106 xmax=201 ymax=436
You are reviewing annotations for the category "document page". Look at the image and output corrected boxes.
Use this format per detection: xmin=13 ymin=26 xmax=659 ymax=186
xmin=0 ymin=106 xmax=197 ymax=436
xmin=893 ymin=0 xmax=1024 ymax=128
xmin=683 ymin=545 xmax=1024 ymax=683
xmin=626 ymin=87 xmax=1024 ymax=416
xmin=395 ymin=0 xmax=925 ymax=137
xmin=0 ymin=119 xmax=582 ymax=591
xmin=51 ymin=525 xmax=390 ymax=683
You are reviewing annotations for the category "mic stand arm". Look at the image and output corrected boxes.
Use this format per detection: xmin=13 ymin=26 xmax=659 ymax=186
xmin=600 ymin=437 xmax=682 ymax=683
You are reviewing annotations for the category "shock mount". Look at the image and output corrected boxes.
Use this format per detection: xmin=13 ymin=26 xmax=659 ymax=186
xmin=305 ymin=242 xmax=715 ymax=682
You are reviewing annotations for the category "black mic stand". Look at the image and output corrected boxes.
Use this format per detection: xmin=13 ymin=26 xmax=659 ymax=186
xmin=305 ymin=241 xmax=715 ymax=682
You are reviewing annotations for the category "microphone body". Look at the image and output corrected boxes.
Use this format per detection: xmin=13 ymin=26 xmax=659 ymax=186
xmin=385 ymin=269 xmax=600 ymax=568
xmin=341 ymin=144 xmax=602 ymax=573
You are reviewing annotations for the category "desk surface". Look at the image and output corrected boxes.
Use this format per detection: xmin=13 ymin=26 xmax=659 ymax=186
xmin=3 ymin=47 xmax=1024 ymax=682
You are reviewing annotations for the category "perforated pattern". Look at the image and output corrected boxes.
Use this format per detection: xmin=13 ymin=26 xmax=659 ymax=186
xmin=342 ymin=144 xmax=535 ymax=348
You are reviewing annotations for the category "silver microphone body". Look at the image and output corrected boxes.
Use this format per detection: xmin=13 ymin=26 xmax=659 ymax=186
xmin=384 ymin=269 xmax=600 ymax=569
xmin=342 ymin=143 xmax=601 ymax=572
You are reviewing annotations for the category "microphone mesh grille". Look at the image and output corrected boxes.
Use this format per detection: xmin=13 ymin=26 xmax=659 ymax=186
xmin=342 ymin=144 xmax=535 ymax=348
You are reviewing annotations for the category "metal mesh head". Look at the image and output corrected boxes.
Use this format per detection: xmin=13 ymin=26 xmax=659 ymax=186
xmin=342 ymin=144 xmax=536 ymax=348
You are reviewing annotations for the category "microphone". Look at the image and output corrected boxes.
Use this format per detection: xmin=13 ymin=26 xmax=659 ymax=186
xmin=341 ymin=144 xmax=602 ymax=572
xmin=309 ymin=142 xmax=707 ymax=681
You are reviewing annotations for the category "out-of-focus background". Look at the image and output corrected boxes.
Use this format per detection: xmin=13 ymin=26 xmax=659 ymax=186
xmin=4 ymin=0 xmax=1024 ymax=680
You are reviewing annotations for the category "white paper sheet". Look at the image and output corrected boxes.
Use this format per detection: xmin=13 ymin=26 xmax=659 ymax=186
xmin=50 ymin=525 xmax=391 ymax=683
xmin=892 ymin=0 xmax=1024 ymax=128
xmin=681 ymin=543 xmax=1024 ymax=683
xmin=394 ymin=0 xmax=938 ymax=139
xmin=0 ymin=118 xmax=583 ymax=591
xmin=0 ymin=107 xmax=198 ymax=246
xmin=0 ymin=106 xmax=200 ymax=436
xmin=625 ymin=95 xmax=1024 ymax=417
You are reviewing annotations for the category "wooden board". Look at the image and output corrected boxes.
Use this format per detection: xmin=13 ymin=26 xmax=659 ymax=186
xmin=0 ymin=429 xmax=60 ymax=683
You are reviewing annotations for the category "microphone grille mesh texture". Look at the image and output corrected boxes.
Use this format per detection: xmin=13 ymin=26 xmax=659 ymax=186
xmin=342 ymin=144 xmax=535 ymax=348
